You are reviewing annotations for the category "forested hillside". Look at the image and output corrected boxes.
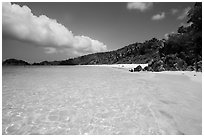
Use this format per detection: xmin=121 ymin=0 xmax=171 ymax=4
xmin=3 ymin=3 xmax=202 ymax=71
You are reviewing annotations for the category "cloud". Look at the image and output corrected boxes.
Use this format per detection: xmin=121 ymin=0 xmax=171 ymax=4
xmin=152 ymin=12 xmax=165 ymax=20
xmin=177 ymin=7 xmax=191 ymax=20
xmin=73 ymin=35 xmax=107 ymax=55
xmin=2 ymin=2 xmax=107 ymax=56
xmin=127 ymin=2 xmax=153 ymax=12
xmin=171 ymin=8 xmax=179 ymax=15
xmin=44 ymin=47 xmax=57 ymax=54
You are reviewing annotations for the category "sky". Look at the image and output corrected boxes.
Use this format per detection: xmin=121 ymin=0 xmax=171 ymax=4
xmin=2 ymin=2 xmax=195 ymax=63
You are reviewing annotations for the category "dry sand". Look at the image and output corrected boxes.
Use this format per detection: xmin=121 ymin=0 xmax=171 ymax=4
xmin=85 ymin=64 xmax=202 ymax=134
xmin=158 ymin=71 xmax=202 ymax=83
xmin=85 ymin=64 xmax=148 ymax=69
xmin=86 ymin=64 xmax=201 ymax=83
xmin=3 ymin=65 xmax=202 ymax=135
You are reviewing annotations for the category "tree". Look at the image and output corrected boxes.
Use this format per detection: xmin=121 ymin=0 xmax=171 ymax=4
xmin=163 ymin=2 xmax=202 ymax=71
xmin=187 ymin=2 xmax=202 ymax=71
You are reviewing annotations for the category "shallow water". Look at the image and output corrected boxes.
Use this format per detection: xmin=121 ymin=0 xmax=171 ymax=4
xmin=2 ymin=66 xmax=202 ymax=135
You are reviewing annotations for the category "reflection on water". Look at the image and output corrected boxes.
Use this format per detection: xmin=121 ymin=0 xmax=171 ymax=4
xmin=2 ymin=66 xmax=202 ymax=135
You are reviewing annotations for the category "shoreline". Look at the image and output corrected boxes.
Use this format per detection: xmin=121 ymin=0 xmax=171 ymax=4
xmin=85 ymin=64 xmax=148 ymax=69
xmin=84 ymin=64 xmax=202 ymax=83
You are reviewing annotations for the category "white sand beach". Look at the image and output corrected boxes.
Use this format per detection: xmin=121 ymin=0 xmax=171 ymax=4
xmin=158 ymin=71 xmax=202 ymax=83
xmin=2 ymin=1 xmax=202 ymax=135
xmin=84 ymin=64 xmax=202 ymax=134
xmin=86 ymin=64 xmax=202 ymax=83
xmin=2 ymin=65 xmax=202 ymax=135
xmin=85 ymin=64 xmax=148 ymax=69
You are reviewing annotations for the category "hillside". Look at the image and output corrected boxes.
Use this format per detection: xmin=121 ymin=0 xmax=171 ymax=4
xmin=64 ymin=38 xmax=162 ymax=65
xmin=2 ymin=3 xmax=201 ymax=72
xmin=59 ymin=2 xmax=202 ymax=72
xmin=2 ymin=58 xmax=30 ymax=66
xmin=23 ymin=37 xmax=161 ymax=66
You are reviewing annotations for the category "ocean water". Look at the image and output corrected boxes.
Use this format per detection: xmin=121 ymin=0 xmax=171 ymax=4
xmin=2 ymin=66 xmax=202 ymax=135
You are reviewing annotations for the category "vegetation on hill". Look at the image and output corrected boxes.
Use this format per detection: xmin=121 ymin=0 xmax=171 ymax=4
xmin=3 ymin=3 xmax=201 ymax=72
xmin=62 ymin=38 xmax=162 ymax=65
xmin=156 ymin=2 xmax=202 ymax=71
xmin=58 ymin=2 xmax=202 ymax=72
xmin=2 ymin=58 xmax=30 ymax=66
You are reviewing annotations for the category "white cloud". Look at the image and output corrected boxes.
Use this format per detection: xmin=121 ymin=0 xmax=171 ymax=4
xmin=127 ymin=2 xmax=153 ymax=12
xmin=73 ymin=36 xmax=107 ymax=55
xmin=2 ymin=2 xmax=107 ymax=56
xmin=152 ymin=12 xmax=165 ymax=20
xmin=44 ymin=47 xmax=57 ymax=54
xmin=171 ymin=9 xmax=179 ymax=15
xmin=177 ymin=7 xmax=191 ymax=20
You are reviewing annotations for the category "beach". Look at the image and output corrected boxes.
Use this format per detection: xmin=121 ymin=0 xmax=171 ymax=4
xmin=90 ymin=64 xmax=201 ymax=80
xmin=86 ymin=64 xmax=202 ymax=83
xmin=2 ymin=1 xmax=202 ymax=135
xmin=85 ymin=64 xmax=148 ymax=69
xmin=2 ymin=65 xmax=202 ymax=135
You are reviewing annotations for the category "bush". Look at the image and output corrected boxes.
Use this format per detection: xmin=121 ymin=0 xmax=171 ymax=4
xmin=186 ymin=66 xmax=194 ymax=71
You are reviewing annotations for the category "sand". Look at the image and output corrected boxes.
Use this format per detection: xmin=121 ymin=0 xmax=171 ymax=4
xmin=85 ymin=64 xmax=148 ymax=69
xmin=86 ymin=64 xmax=202 ymax=83
xmin=158 ymin=71 xmax=202 ymax=83
xmin=84 ymin=64 xmax=202 ymax=134
xmin=2 ymin=65 xmax=202 ymax=135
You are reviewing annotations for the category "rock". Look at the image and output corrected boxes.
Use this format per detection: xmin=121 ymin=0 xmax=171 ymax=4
xmin=143 ymin=65 xmax=153 ymax=71
xmin=134 ymin=65 xmax=142 ymax=72
xmin=142 ymin=66 xmax=148 ymax=71
xmin=129 ymin=69 xmax=134 ymax=72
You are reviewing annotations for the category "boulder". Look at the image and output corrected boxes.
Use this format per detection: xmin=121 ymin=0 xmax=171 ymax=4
xmin=142 ymin=66 xmax=148 ymax=71
xmin=129 ymin=69 xmax=134 ymax=72
xmin=134 ymin=65 xmax=142 ymax=72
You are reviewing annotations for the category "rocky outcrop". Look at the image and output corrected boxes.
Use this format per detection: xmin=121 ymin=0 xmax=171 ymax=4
xmin=129 ymin=65 xmax=144 ymax=72
xmin=134 ymin=65 xmax=142 ymax=72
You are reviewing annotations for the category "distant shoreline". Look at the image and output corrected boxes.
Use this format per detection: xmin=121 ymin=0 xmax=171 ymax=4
xmin=3 ymin=64 xmax=201 ymax=83
xmin=84 ymin=64 xmax=148 ymax=69
xmin=84 ymin=64 xmax=202 ymax=83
